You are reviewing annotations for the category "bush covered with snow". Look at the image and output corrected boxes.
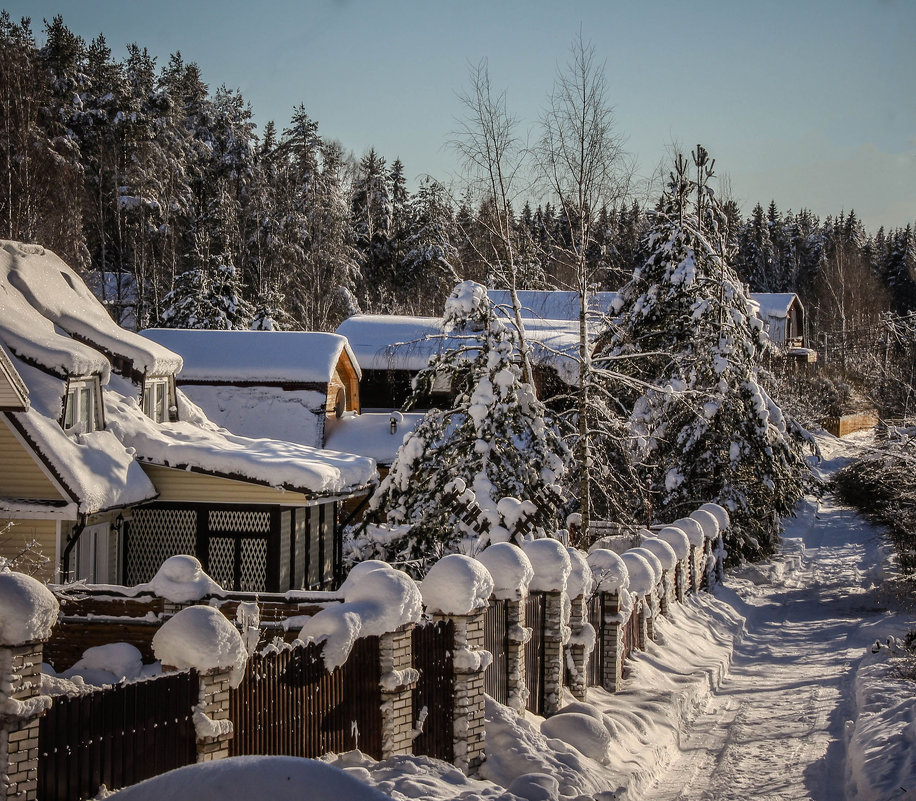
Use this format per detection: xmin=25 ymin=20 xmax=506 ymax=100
xmin=0 ymin=570 xmax=59 ymax=644
xmin=541 ymin=712 xmax=612 ymax=763
xmin=141 ymin=554 xmax=222 ymax=603
xmin=60 ymin=642 xmax=149 ymax=686
xmin=421 ymin=554 xmax=494 ymax=615
xmin=152 ymin=605 xmax=248 ymax=687
xmin=477 ymin=542 xmax=534 ymax=601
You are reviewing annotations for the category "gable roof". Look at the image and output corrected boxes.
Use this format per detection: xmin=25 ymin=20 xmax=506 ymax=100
xmin=487 ymin=290 xmax=618 ymax=322
xmin=141 ymin=329 xmax=360 ymax=384
xmin=336 ymin=315 xmax=450 ymax=372
xmin=749 ymin=293 xmax=802 ymax=320
xmin=0 ymin=242 xmax=377 ymax=512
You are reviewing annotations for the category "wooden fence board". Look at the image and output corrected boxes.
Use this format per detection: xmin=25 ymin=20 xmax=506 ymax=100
xmin=412 ymin=619 xmax=455 ymax=761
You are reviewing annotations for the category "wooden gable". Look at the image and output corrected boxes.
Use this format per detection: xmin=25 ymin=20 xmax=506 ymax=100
xmin=0 ymin=415 xmax=67 ymax=503
xmin=326 ymin=348 xmax=361 ymax=416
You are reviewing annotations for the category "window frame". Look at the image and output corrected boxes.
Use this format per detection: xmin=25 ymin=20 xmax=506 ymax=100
xmin=62 ymin=375 xmax=104 ymax=433
xmin=141 ymin=375 xmax=176 ymax=423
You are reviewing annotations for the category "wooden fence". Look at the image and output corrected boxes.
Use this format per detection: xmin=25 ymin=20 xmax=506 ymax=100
xmin=228 ymin=638 xmax=382 ymax=760
xmin=482 ymin=599 xmax=510 ymax=706
xmin=524 ymin=593 xmax=547 ymax=715
xmin=412 ymin=619 xmax=455 ymax=761
xmin=38 ymin=670 xmax=198 ymax=801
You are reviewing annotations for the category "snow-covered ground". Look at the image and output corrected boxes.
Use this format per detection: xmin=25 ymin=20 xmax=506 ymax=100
xmin=110 ymin=433 xmax=915 ymax=801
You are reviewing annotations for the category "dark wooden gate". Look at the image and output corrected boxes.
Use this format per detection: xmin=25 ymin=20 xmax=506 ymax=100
xmin=621 ymin=600 xmax=641 ymax=665
xmin=38 ymin=671 xmax=198 ymax=801
xmin=525 ymin=592 xmax=547 ymax=715
xmin=229 ymin=638 xmax=382 ymax=759
xmin=586 ymin=593 xmax=606 ymax=687
xmin=412 ymin=618 xmax=454 ymax=761
xmin=482 ymin=599 xmax=509 ymax=705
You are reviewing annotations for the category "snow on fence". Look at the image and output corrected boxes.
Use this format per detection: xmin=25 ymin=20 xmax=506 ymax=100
xmin=0 ymin=503 xmax=731 ymax=798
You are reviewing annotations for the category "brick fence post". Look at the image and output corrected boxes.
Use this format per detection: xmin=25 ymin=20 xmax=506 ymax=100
xmin=0 ymin=640 xmax=48 ymax=801
xmin=597 ymin=592 xmax=623 ymax=693
xmin=195 ymin=667 xmax=234 ymax=762
xmin=378 ymin=625 xmax=418 ymax=760
xmin=541 ymin=591 xmax=565 ymax=717
xmin=564 ymin=593 xmax=590 ymax=702
xmin=505 ymin=597 xmax=529 ymax=712
xmin=437 ymin=610 xmax=487 ymax=775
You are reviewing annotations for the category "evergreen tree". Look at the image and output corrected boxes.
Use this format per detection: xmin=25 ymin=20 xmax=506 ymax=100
xmin=354 ymin=281 xmax=569 ymax=575
xmin=601 ymin=148 xmax=808 ymax=559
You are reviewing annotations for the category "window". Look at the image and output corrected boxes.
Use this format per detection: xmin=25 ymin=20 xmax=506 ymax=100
xmin=62 ymin=377 xmax=103 ymax=433
xmin=141 ymin=377 xmax=171 ymax=423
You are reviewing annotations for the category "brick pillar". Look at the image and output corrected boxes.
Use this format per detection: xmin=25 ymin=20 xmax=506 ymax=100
xmin=635 ymin=596 xmax=649 ymax=651
xmin=378 ymin=625 xmax=418 ymax=759
xmin=505 ymin=598 xmax=529 ymax=712
xmin=441 ymin=610 xmax=487 ymax=774
xmin=195 ymin=668 xmax=234 ymax=762
xmin=688 ymin=544 xmax=703 ymax=593
xmin=674 ymin=559 xmax=687 ymax=603
xmin=597 ymin=592 xmax=623 ymax=693
xmin=541 ymin=591 xmax=565 ymax=717
xmin=658 ymin=570 xmax=674 ymax=616
xmin=644 ymin=588 xmax=659 ymax=644
xmin=1 ymin=642 xmax=49 ymax=801
xmin=564 ymin=594 xmax=591 ymax=702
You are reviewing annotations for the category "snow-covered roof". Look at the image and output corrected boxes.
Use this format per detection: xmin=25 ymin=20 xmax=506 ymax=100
xmin=487 ymin=290 xmax=618 ymax=322
xmin=141 ymin=329 xmax=360 ymax=384
xmin=0 ymin=241 xmax=182 ymax=380
xmin=335 ymin=315 xmax=448 ymax=372
xmin=749 ymin=293 xmax=801 ymax=320
xmin=0 ymin=242 xmax=376 ymax=512
xmin=323 ymin=411 xmax=424 ymax=466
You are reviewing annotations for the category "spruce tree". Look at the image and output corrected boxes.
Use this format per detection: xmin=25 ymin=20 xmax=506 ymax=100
xmin=601 ymin=147 xmax=808 ymax=559
xmin=353 ymin=281 xmax=568 ymax=575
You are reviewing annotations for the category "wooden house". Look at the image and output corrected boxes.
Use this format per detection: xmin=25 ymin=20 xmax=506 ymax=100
xmin=141 ymin=329 xmax=362 ymax=449
xmin=749 ymin=293 xmax=807 ymax=349
xmin=0 ymin=241 xmax=375 ymax=591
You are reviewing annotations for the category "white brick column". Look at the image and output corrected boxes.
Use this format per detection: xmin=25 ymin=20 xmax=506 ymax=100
xmin=378 ymin=625 xmax=418 ymax=759
xmin=505 ymin=598 xmax=530 ymax=712
xmin=564 ymin=594 xmax=591 ymax=702
xmin=1 ymin=642 xmax=49 ymax=801
xmin=195 ymin=667 xmax=234 ymax=762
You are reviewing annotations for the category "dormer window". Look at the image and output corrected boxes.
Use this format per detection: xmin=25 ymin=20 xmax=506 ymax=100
xmin=142 ymin=376 xmax=173 ymax=423
xmin=63 ymin=376 xmax=103 ymax=433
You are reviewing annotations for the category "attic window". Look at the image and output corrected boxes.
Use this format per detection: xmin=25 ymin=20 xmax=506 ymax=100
xmin=63 ymin=376 xmax=103 ymax=433
xmin=142 ymin=376 xmax=172 ymax=423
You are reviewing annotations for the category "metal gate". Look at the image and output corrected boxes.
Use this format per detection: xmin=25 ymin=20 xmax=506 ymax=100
xmin=38 ymin=671 xmax=198 ymax=801
xmin=482 ymin=599 xmax=510 ymax=705
xmin=412 ymin=618 xmax=455 ymax=761
xmin=525 ymin=592 xmax=547 ymax=715
xmin=229 ymin=638 xmax=382 ymax=759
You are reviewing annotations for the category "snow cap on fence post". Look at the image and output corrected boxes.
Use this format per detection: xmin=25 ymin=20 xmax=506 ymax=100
xmin=655 ymin=526 xmax=691 ymax=560
xmin=619 ymin=551 xmax=655 ymax=597
xmin=672 ymin=517 xmax=706 ymax=547
xmin=698 ymin=502 xmax=730 ymax=532
xmin=586 ymin=549 xmax=629 ymax=594
xmin=298 ymin=562 xmax=422 ymax=671
xmin=629 ymin=547 xmax=663 ymax=585
xmin=637 ymin=537 xmax=678 ymax=572
xmin=0 ymin=571 xmax=58 ymax=645
xmin=142 ymin=554 xmax=222 ymax=603
xmin=565 ymin=548 xmax=593 ymax=600
xmin=688 ymin=509 xmax=720 ymax=541
xmin=152 ymin=605 xmax=248 ymax=688
xmin=521 ymin=538 xmax=571 ymax=593
xmin=421 ymin=554 xmax=494 ymax=615
xmin=477 ymin=542 xmax=534 ymax=601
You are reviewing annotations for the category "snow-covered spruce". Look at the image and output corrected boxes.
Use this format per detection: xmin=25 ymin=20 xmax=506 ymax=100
xmin=140 ymin=554 xmax=222 ymax=604
xmin=597 ymin=149 xmax=808 ymax=560
xmin=298 ymin=562 xmax=422 ymax=671
xmin=352 ymin=281 xmax=568 ymax=575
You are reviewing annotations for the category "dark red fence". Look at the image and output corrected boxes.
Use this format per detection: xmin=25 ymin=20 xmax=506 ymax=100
xmin=621 ymin=600 xmax=641 ymax=665
xmin=38 ymin=671 xmax=198 ymax=801
xmin=412 ymin=619 xmax=455 ymax=761
xmin=228 ymin=638 xmax=382 ymax=760
xmin=482 ymin=599 xmax=510 ymax=705
xmin=586 ymin=593 xmax=607 ymax=687
xmin=525 ymin=592 xmax=546 ymax=715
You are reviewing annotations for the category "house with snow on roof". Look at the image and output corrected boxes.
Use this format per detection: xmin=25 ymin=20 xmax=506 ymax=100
xmin=0 ymin=241 xmax=376 ymax=591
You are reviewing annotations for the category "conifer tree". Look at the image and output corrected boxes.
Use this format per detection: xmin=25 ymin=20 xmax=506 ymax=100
xmin=602 ymin=147 xmax=808 ymax=558
xmin=353 ymin=281 xmax=568 ymax=575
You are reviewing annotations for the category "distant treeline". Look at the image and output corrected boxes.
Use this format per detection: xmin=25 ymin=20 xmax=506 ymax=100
xmin=1 ymin=13 xmax=914 ymax=334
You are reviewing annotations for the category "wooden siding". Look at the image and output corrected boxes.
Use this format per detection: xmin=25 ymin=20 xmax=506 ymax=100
xmin=0 ymin=418 xmax=63 ymax=500
xmin=141 ymin=464 xmax=311 ymax=504
xmin=0 ymin=348 xmax=28 ymax=411
xmin=0 ymin=517 xmax=57 ymax=582
xmin=325 ymin=351 xmax=361 ymax=416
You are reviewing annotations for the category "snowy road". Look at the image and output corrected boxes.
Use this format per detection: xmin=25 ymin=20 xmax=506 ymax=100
xmin=639 ymin=487 xmax=890 ymax=801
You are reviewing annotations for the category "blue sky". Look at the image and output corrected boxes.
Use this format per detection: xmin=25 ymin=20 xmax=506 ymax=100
xmin=5 ymin=0 xmax=915 ymax=231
